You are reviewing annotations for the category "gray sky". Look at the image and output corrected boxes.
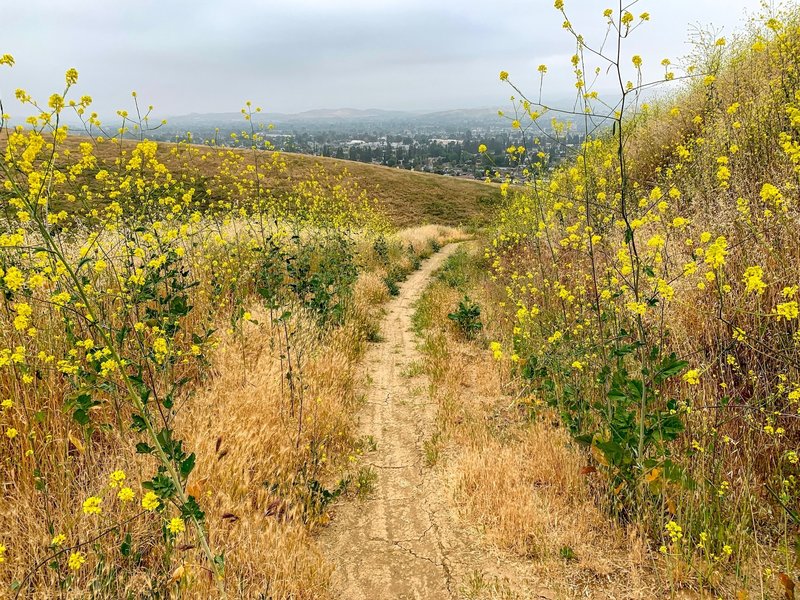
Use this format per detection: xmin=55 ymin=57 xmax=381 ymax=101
xmin=2 ymin=0 xmax=765 ymax=118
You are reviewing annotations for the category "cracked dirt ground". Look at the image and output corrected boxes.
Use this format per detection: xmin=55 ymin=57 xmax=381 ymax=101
xmin=319 ymin=244 xmax=549 ymax=600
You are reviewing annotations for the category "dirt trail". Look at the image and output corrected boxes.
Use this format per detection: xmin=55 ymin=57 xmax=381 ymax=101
xmin=320 ymin=244 xmax=547 ymax=600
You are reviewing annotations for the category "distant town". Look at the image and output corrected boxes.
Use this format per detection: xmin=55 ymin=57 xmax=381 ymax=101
xmin=147 ymin=107 xmax=588 ymax=180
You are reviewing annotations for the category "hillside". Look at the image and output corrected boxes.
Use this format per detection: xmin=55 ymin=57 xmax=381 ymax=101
xmin=278 ymin=152 xmax=502 ymax=227
xmin=433 ymin=4 xmax=800 ymax=597
xmin=56 ymin=135 xmax=503 ymax=228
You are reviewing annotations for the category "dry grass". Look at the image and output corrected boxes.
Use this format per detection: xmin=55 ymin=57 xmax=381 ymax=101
xmin=2 ymin=298 xmax=362 ymax=598
xmin=0 ymin=220 xmax=456 ymax=597
xmin=277 ymin=153 xmax=503 ymax=228
xmin=414 ymin=252 xmax=660 ymax=599
xmin=353 ymin=271 xmax=391 ymax=307
xmin=174 ymin=310 xmax=361 ymax=598
xmin=394 ymin=224 xmax=469 ymax=249
xmin=454 ymin=424 xmax=598 ymax=559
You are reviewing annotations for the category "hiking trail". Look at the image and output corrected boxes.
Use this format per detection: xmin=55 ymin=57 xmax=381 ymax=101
xmin=319 ymin=244 xmax=550 ymax=600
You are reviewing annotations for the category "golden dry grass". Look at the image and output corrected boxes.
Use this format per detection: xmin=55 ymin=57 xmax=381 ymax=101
xmin=54 ymin=136 xmax=503 ymax=228
xmin=0 ymin=221 xmax=459 ymax=598
xmin=2 ymin=296 xmax=361 ymax=598
xmin=277 ymin=153 xmax=503 ymax=228
xmin=173 ymin=310 xmax=359 ymax=598
xmin=394 ymin=224 xmax=470 ymax=248
xmin=414 ymin=252 xmax=662 ymax=599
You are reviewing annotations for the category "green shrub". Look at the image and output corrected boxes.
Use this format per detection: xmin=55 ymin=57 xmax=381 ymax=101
xmin=447 ymin=296 xmax=483 ymax=339
xmin=287 ymin=234 xmax=358 ymax=326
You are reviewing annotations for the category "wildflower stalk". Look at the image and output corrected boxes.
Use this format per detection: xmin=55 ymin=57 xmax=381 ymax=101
xmin=43 ymin=216 xmax=224 ymax=595
xmin=0 ymin=139 xmax=227 ymax=597
xmin=610 ymin=1 xmax=652 ymax=489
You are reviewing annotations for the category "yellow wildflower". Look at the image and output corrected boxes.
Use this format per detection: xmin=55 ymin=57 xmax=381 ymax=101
xmin=82 ymin=496 xmax=102 ymax=515
xmin=68 ymin=551 xmax=86 ymax=570
xmin=742 ymin=266 xmax=766 ymax=294
xmin=683 ymin=369 xmax=700 ymax=385
xmin=142 ymin=491 xmax=160 ymax=511
xmin=776 ymin=301 xmax=799 ymax=321
xmin=167 ymin=518 xmax=186 ymax=535
xmin=109 ymin=470 xmax=126 ymax=488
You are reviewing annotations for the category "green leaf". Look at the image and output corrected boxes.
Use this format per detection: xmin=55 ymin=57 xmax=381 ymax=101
xmin=612 ymin=343 xmax=637 ymax=357
xmin=594 ymin=439 xmax=625 ymax=466
xmin=180 ymin=453 xmax=196 ymax=480
xmin=626 ymin=379 xmax=644 ymax=402
xmin=130 ymin=415 xmax=148 ymax=432
xmin=624 ymin=227 xmax=633 ymax=244
xmin=608 ymin=386 xmax=626 ymax=403
xmin=181 ymin=496 xmax=205 ymax=522
xmin=150 ymin=472 xmax=177 ymax=499
xmin=213 ymin=553 xmax=225 ymax=574
xmin=559 ymin=545 xmax=577 ymax=561
xmin=647 ymin=412 xmax=685 ymax=443
xmin=169 ymin=295 xmax=191 ymax=317
xmin=73 ymin=409 xmax=90 ymax=426
xmin=34 ymin=468 xmax=45 ymax=491
xmin=136 ymin=442 xmax=154 ymax=454
xmin=654 ymin=353 xmax=688 ymax=382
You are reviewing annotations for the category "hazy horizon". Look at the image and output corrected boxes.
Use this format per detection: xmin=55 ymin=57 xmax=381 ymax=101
xmin=3 ymin=0 xmax=766 ymax=120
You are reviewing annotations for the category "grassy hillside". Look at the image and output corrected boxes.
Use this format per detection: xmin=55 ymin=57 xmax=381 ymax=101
xmin=12 ymin=0 xmax=800 ymax=596
xmin=278 ymin=152 xmax=503 ymax=227
xmin=54 ymin=136 xmax=502 ymax=228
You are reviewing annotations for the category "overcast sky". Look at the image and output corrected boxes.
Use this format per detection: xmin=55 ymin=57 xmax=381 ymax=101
xmin=2 ymin=0 xmax=765 ymax=118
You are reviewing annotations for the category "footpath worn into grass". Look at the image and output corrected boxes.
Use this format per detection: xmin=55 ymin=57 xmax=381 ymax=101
xmin=319 ymin=244 xmax=548 ymax=599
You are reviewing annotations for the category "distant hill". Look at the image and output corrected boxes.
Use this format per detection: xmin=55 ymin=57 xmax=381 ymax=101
xmin=162 ymin=107 xmax=504 ymax=132
xmin=61 ymin=136 xmax=503 ymax=228
xmin=283 ymin=108 xmax=413 ymax=120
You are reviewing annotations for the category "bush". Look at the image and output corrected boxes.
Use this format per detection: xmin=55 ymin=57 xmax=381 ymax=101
xmin=447 ymin=296 xmax=483 ymax=340
xmin=287 ymin=234 xmax=359 ymax=326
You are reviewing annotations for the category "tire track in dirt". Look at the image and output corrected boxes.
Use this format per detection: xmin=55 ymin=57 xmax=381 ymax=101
xmin=319 ymin=244 xmax=549 ymax=600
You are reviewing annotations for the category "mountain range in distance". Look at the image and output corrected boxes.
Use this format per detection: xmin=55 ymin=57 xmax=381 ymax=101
xmin=38 ymin=102 xmax=581 ymax=134
xmin=162 ymin=107 xmax=509 ymax=130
